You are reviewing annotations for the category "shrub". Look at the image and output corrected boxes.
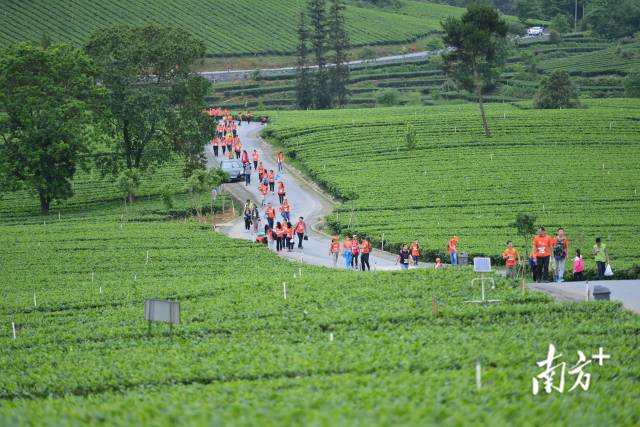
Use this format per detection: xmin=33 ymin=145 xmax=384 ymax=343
xmin=534 ymin=71 xmax=579 ymax=109
xmin=376 ymin=89 xmax=401 ymax=106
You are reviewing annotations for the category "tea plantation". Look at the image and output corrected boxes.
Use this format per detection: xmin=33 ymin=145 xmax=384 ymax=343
xmin=264 ymin=98 xmax=640 ymax=277
xmin=1 ymin=171 xmax=639 ymax=425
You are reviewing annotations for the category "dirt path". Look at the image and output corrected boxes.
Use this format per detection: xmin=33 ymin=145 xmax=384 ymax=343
xmin=206 ymin=122 xmax=400 ymax=271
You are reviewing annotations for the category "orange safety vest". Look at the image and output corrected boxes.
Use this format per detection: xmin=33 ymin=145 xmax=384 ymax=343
xmin=277 ymin=183 xmax=285 ymax=195
xmin=260 ymin=185 xmax=268 ymax=196
xmin=277 ymin=153 xmax=284 ymax=163
xmin=362 ymin=240 xmax=371 ymax=254
xmin=267 ymin=173 xmax=275 ymax=183
xmin=330 ymin=241 xmax=340 ymax=253
xmin=352 ymin=240 xmax=359 ymax=254
xmin=295 ymin=221 xmax=305 ymax=233
xmin=265 ymin=207 xmax=275 ymax=218
xmin=343 ymin=240 xmax=353 ymax=250
xmin=287 ymin=227 xmax=295 ymax=238
xmin=252 ymin=152 xmax=259 ymax=161
xmin=410 ymin=244 xmax=420 ymax=256
xmin=258 ymin=164 xmax=265 ymax=174
xmin=267 ymin=229 xmax=273 ymax=239
xmin=247 ymin=111 xmax=251 ymax=117
xmin=275 ymin=227 xmax=284 ymax=237
xmin=282 ymin=202 xmax=290 ymax=212
xmin=212 ymin=139 xmax=218 ymax=146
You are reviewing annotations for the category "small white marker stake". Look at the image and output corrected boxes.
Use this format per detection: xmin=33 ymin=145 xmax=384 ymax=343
xmin=99 ymin=286 xmax=102 ymax=294
xmin=12 ymin=322 xmax=16 ymax=340
xmin=120 ymin=223 xmax=123 ymax=229
xmin=134 ymin=274 xmax=137 ymax=282
xmin=33 ymin=291 xmax=37 ymax=307
xmin=91 ymin=272 xmax=94 ymax=282
xmin=476 ymin=360 xmax=482 ymax=389
xmin=329 ymin=332 xmax=334 ymax=342
xmin=283 ymin=282 xmax=287 ymax=300
xmin=58 ymin=212 xmax=61 ymax=220
xmin=299 ymin=267 xmax=302 ymax=277
xmin=585 ymin=281 xmax=590 ymax=301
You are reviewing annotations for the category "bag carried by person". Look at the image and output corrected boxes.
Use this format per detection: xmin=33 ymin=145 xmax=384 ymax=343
xmin=553 ymin=239 xmax=566 ymax=258
xmin=604 ymin=264 xmax=614 ymax=277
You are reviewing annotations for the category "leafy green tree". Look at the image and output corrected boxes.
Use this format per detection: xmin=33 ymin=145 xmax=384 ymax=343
xmin=308 ymin=0 xmax=332 ymax=108
xmin=534 ymin=70 xmax=579 ymax=109
xmin=85 ymin=25 xmax=211 ymax=197
xmin=185 ymin=168 xmax=229 ymax=217
xmin=376 ymin=88 xmax=401 ymax=106
xmin=295 ymin=12 xmax=314 ymax=109
xmin=441 ymin=4 xmax=508 ymax=137
xmin=511 ymin=212 xmax=537 ymax=265
xmin=116 ymin=168 xmax=141 ymax=205
xmin=329 ymin=0 xmax=350 ymax=107
xmin=623 ymin=72 xmax=640 ymax=97
xmin=405 ymin=123 xmax=417 ymax=150
xmin=586 ymin=0 xmax=640 ymax=39
xmin=0 ymin=43 xmax=103 ymax=215
xmin=550 ymin=13 xmax=571 ymax=33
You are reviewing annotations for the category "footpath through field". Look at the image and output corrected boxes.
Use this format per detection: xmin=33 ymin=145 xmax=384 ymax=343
xmin=206 ymin=122 xmax=398 ymax=270
xmin=528 ymin=280 xmax=640 ymax=313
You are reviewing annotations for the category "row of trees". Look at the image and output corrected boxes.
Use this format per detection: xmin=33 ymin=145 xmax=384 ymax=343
xmin=0 ymin=26 xmax=213 ymax=214
xmin=296 ymin=0 xmax=350 ymax=109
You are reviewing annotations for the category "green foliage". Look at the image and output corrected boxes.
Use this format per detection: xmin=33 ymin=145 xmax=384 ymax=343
xmin=441 ymin=4 xmax=509 ymax=137
xmin=86 ymin=25 xmax=210 ymax=177
xmin=623 ymin=72 xmax=640 ymax=97
xmin=329 ymin=0 xmax=350 ymax=107
xmin=264 ymin=99 xmax=640 ymax=272
xmin=296 ymin=12 xmax=314 ymax=109
xmin=184 ymin=168 xmax=229 ymax=216
xmin=0 ymin=42 xmax=103 ymax=215
xmin=160 ymin=183 xmax=174 ymax=209
xmin=375 ymin=88 xmax=401 ymax=106
xmin=550 ymin=14 xmax=571 ymax=34
xmin=0 ymin=0 xmax=464 ymax=56
xmin=405 ymin=122 xmax=417 ymax=150
xmin=511 ymin=212 xmax=537 ymax=257
xmin=308 ymin=0 xmax=332 ymax=108
xmin=586 ymin=0 xmax=640 ymax=39
xmin=534 ymin=70 xmax=579 ymax=109
xmin=116 ymin=168 xmax=141 ymax=203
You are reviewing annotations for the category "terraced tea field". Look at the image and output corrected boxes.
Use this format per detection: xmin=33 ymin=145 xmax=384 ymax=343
xmin=1 ymin=183 xmax=639 ymax=425
xmin=264 ymin=99 xmax=640 ymax=276
xmin=0 ymin=0 xmax=462 ymax=57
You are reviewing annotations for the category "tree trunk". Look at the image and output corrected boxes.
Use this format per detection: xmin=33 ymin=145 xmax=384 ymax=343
xmin=128 ymin=193 xmax=135 ymax=204
xmin=472 ymin=61 xmax=491 ymax=138
xmin=39 ymin=192 xmax=50 ymax=216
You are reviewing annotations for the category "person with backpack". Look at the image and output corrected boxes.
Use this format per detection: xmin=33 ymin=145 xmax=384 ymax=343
xmin=397 ymin=245 xmax=411 ymax=270
xmin=243 ymin=205 xmax=252 ymax=231
xmin=243 ymin=162 xmax=251 ymax=186
xmin=551 ymin=228 xmax=569 ymax=283
xmin=360 ymin=237 xmax=371 ymax=271
xmin=573 ymin=249 xmax=584 ymax=281
xmin=294 ymin=217 xmax=306 ymax=249
xmin=251 ymin=203 xmax=260 ymax=234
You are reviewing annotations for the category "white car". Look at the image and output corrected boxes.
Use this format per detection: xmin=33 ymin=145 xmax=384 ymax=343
xmin=527 ymin=26 xmax=545 ymax=36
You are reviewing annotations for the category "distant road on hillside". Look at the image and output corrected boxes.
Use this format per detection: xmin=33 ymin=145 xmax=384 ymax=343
xmin=200 ymin=48 xmax=450 ymax=83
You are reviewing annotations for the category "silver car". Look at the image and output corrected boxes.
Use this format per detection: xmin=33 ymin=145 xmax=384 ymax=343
xmin=219 ymin=160 xmax=243 ymax=182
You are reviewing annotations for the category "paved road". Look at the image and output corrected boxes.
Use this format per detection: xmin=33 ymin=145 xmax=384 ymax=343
xmin=528 ymin=280 xmax=640 ymax=313
xmin=206 ymin=122 xmax=400 ymax=270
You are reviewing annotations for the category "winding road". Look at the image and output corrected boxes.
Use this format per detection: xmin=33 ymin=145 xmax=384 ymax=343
xmin=206 ymin=122 xmax=398 ymax=270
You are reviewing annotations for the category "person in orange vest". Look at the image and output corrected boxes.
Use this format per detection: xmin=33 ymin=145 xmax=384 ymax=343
xmin=223 ymin=108 xmax=229 ymax=117
xmin=360 ymin=237 xmax=371 ymax=271
xmin=351 ymin=235 xmax=360 ymax=268
xmin=226 ymin=135 xmax=233 ymax=154
xmin=234 ymin=140 xmax=242 ymax=160
xmin=267 ymin=170 xmax=275 ymax=193
xmin=216 ymin=123 xmax=223 ymax=139
xmin=220 ymin=136 xmax=226 ymax=155
xmin=329 ymin=236 xmax=340 ymax=267
xmin=265 ymin=225 xmax=275 ymax=250
xmin=257 ymin=162 xmax=265 ymax=182
xmin=252 ymin=150 xmax=259 ymax=169
xmin=294 ymin=216 xmax=306 ymax=249
xmin=231 ymin=121 xmax=237 ymax=137
xmin=281 ymin=199 xmax=291 ymax=222
xmin=448 ymin=235 xmax=459 ymax=266
xmin=246 ymin=110 xmax=251 ymax=124
xmin=532 ymin=226 xmax=552 ymax=283
xmin=342 ymin=235 xmax=353 ymax=271
xmin=264 ymin=202 xmax=275 ymax=228
xmin=276 ymin=151 xmax=284 ymax=172
xmin=410 ymin=240 xmax=420 ymax=266
xmin=259 ymin=183 xmax=268 ymax=206
xmin=277 ymin=181 xmax=286 ymax=204
xmin=241 ymin=149 xmax=249 ymax=165
xmin=274 ymin=222 xmax=285 ymax=252
xmin=286 ymin=221 xmax=295 ymax=251
xmin=502 ymin=240 xmax=520 ymax=279
xmin=212 ymin=138 xmax=219 ymax=157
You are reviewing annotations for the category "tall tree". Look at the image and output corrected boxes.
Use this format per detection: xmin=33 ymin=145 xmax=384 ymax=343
xmin=308 ymin=0 xmax=332 ymax=109
xmin=329 ymin=0 xmax=350 ymax=107
xmin=0 ymin=43 xmax=103 ymax=215
xmin=85 ymin=25 xmax=211 ymax=196
xmin=441 ymin=4 xmax=508 ymax=137
xmin=295 ymin=12 xmax=314 ymax=109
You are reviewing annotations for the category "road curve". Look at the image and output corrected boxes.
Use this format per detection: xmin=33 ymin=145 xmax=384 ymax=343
xmin=205 ymin=122 xmax=400 ymax=270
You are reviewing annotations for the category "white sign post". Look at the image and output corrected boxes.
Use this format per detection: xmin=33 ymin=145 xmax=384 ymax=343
xmin=465 ymin=257 xmax=500 ymax=304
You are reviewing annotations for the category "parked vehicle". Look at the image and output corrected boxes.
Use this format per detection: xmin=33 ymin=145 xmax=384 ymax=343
xmin=220 ymin=160 xmax=243 ymax=181
xmin=527 ymin=26 xmax=545 ymax=36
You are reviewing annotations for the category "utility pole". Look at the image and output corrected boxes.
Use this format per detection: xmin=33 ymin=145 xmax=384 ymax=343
xmin=574 ymin=0 xmax=578 ymax=33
